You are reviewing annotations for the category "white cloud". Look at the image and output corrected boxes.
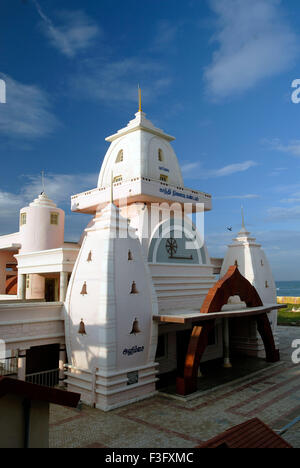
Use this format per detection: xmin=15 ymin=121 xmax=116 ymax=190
xmin=205 ymin=0 xmax=298 ymax=99
xmin=182 ymin=160 xmax=257 ymax=178
xmin=151 ymin=20 xmax=179 ymax=51
xmin=253 ymin=229 xmax=300 ymax=280
xmin=0 ymin=74 xmax=58 ymax=139
xmin=281 ymin=197 xmax=300 ymax=204
xmin=264 ymin=138 xmax=300 ymax=157
xmin=213 ymin=160 xmax=257 ymax=177
xmin=215 ymin=194 xmax=260 ymax=200
xmin=268 ymin=167 xmax=288 ymax=177
xmin=21 ymin=172 xmax=98 ymax=205
xmin=33 ymin=1 xmax=101 ymax=57
xmin=0 ymin=190 xmax=26 ymax=236
xmin=271 ymin=183 xmax=300 ymax=203
xmin=0 ymin=173 xmax=97 ymax=237
xmin=267 ymin=205 xmax=300 ymax=221
xmin=280 ymin=188 xmax=300 ymax=204
xmin=0 ymin=191 xmax=24 ymax=218
xmin=70 ymin=58 xmax=171 ymax=105
xmin=181 ymin=162 xmax=200 ymax=174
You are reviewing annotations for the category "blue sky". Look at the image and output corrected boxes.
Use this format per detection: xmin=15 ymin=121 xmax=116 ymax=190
xmin=0 ymin=0 xmax=300 ymax=280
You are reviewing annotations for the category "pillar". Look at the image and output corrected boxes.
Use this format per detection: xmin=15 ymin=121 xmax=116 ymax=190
xmin=59 ymin=272 xmax=68 ymax=302
xmin=27 ymin=274 xmax=45 ymax=300
xmin=223 ymin=318 xmax=232 ymax=369
xmin=0 ymin=255 xmax=6 ymax=294
xmin=58 ymin=345 xmax=67 ymax=387
xmin=17 ymin=350 xmax=27 ymax=381
xmin=176 ymin=321 xmax=215 ymax=396
xmin=17 ymin=273 xmax=26 ymax=300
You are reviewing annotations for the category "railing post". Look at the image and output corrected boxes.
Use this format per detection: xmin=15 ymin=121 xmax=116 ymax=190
xmin=24 ymin=368 xmax=59 ymax=387
xmin=17 ymin=349 xmax=27 ymax=381
xmin=92 ymin=367 xmax=98 ymax=408
xmin=17 ymin=274 xmax=26 ymax=300
xmin=59 ymin=345 xmax=67 ymax=388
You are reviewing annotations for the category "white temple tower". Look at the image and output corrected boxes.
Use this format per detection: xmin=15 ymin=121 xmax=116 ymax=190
xmin=66 ymin=98 xmax=224 ymax=406
xmin=64 ymin=202 xmax=159 ymax=411
xmin=220 ymin=215 xmax=278 ymax=357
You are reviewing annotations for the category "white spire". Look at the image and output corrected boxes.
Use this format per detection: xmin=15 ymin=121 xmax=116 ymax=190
xmin=241 ymin=205 xmax=245 ymax=229
xmin=41 ymin=171 xmax=45 ymax=194
xmin=237 ymin=205 xmax=251 ymax=237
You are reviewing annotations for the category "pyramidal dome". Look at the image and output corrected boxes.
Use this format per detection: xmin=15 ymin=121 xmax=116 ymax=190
xmin=98 ymin=110 xmax=184 ymax=189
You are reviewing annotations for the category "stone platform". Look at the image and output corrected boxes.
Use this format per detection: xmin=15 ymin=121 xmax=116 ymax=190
xmin=49 ymin=326 xmax=300 ymax=448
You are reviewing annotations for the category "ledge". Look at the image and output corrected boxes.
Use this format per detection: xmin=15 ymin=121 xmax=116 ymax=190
xmin=153 ymin=303 xmax=285 ymax=324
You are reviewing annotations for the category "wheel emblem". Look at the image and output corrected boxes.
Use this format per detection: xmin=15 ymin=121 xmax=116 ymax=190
xmin=166 ymin=238 xmax=178 ymax=257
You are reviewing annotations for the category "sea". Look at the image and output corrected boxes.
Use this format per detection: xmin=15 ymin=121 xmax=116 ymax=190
xmin=276 ymin=281 xmax=300 ymax=297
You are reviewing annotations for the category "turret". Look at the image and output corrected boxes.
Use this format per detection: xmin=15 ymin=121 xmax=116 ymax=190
xmin=19 ymin=193 xmax=65 ymax=253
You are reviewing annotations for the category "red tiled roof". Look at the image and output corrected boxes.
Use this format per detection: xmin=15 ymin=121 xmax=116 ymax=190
xmin=0 ymin=377 xmax=80 ymax=408
xmin=199 ymin=418 xmax=292 ymax=448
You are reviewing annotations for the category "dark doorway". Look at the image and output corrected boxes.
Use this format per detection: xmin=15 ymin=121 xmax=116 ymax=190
xmin=45 ymin=278 xmax=57 ymax=302
xmin=26 ymin=344 xmax=59 ymax=375
xmin=26 ymin=344 xmax=60 ymax=387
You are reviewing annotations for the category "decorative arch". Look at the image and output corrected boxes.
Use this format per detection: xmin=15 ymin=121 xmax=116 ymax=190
xmin=176 ymin=266 xmax=279 ymax=396
xmin=201 ymin=265 xmax=263 ymax=313
xmin=148 ymin=218 xmax=207 ymax=265
xmin=6 ymin=276 xmax=17 ymax=295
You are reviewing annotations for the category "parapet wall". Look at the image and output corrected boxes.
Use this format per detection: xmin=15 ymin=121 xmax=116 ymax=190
xmin=0 ymin=301 xmax=65 ymax=350
xmin=277 ymin=296 xmax=300 ymax=305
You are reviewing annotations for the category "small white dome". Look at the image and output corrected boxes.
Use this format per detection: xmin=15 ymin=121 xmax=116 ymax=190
xmin=29 ymin=192 xmax=57 ymax=208
xmin=19 ymin=193 xmax=65 ymax=253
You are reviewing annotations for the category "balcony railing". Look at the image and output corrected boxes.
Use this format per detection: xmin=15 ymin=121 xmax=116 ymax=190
xmin=0 ymin=357 xmax=18 ymax=377
xmin=26 ymin=368 xmax=59 ymax=388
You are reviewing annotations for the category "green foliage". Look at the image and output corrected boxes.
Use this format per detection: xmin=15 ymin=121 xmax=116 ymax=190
xmin=278 ymin=304 xmax=300 ymax=325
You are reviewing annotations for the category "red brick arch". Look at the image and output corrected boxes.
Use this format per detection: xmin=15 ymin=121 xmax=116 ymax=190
xmin=6 ymin=276 xmax=17 ymax=295
xmin=201 ymin=265 xmax=263 ymax=313
xmin=176 ymin=266 xmax=279 ymax=396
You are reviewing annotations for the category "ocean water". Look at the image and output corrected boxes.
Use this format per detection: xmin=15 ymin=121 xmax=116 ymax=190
xmin=276 ymin=281 xmax=300 ymax=297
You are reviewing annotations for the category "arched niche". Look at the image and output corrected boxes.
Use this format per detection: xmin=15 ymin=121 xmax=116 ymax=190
xmin=148 ymin=218 xmax=207 ymax=265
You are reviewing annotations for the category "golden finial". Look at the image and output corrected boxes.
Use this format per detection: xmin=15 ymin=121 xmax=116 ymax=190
xmin=241 ymin=205 xmax=245 ymax=228
xmin=138 ymin=84 xmax=142 ymax=112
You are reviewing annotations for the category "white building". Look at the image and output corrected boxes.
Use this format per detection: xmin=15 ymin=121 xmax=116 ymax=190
xmin=0 ymin=102 xmax=281 ymax=410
